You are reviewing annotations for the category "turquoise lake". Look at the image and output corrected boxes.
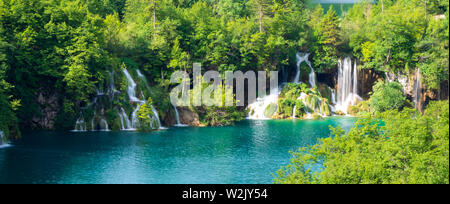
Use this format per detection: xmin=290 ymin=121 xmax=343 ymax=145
xmin=0 ymin=117 xmax=356 ymax=184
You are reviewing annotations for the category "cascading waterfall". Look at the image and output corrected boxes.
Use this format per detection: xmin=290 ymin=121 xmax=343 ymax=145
xmin=123 ymin=69 xmax=143 ymax=103
xmin=124 ymin=68 xmax=164 ymax=130
xmin=151 ymin=105 xmax=165 ymax=129
xmin=98 ymin=107 xmax=110 ymax=131
xmin=73 ymin=112 xmax=87 ymax=132
xmin=247 ymin=87 xmax=280 ymax=120
xmin=173 ymin=105 xmax=188 ymax=127
xmin=118 ymin=107 xmax=133 ymax=130
xmin=298 ymin=93 xmax=313 ymax=119
xmin=294 ymin=52 xmax=316 ymax=87
xmin=248 ymin=52 xmax=309 ymax=119
xmin=334 ymin=57 xmax=362 ymax=114
xmin=73 ymin=66 xmax=164 ymax=131
xmin=130 ymin=106 xmax=140 ymax=129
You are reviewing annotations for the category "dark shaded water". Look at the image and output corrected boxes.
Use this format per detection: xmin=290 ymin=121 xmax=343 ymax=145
xmin=0 ymin=117 xmax=356 ymax=184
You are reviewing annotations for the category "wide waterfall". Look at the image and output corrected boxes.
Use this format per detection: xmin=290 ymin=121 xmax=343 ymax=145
xmin=247 ymin=88 xmax=280 ymax=120
xmin=248 ymin=52 xmax=309 ymax=119
xmin=73 ymin=67 xmax=164 ymax=131
xmin=334 ymin=57 xmax=362 ymax=114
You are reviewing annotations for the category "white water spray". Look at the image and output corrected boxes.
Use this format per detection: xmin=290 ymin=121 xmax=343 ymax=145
xmin=334 ymin=57 xmax=362 ymax=114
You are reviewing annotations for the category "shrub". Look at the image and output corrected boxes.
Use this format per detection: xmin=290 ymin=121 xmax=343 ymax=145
xmin=369 ymin=81 xmax=408 ymax=112
xmin=274 ymin=100 xmax=449 ymax=184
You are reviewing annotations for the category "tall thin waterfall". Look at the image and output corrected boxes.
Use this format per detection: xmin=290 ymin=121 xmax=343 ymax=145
xmin=292 ymin=105 xmax=297 ymax=119
xmin=0 ymin=131 xmax=6 ymax=146
xmin=414 ymin=69 xmax=422 ymax=110
xmin=173 ymin=105 xmax=187 ymax=127
xmin=309 ymin=68 xmax=317 ymax=88
xmin=293 ymin=53 xmax=303 ymax=83
xmin=99 ymin=107 xmax=110 ymax=131
xmin=335 ymin=57 xmax=362 ymax=114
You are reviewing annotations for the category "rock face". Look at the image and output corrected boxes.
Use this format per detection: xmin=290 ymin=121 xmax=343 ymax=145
xmin=177 ymin=107 xmax=201 ymax=126
xmin=163 ymin=108 xmax=177 ymax=127
xmin=358 ymin=69 xmax=382 ymax=99
xmin=31 ymin=91 xmax=60 ymax=129
xmin=386 ymin=70 xmax=437 ymax=112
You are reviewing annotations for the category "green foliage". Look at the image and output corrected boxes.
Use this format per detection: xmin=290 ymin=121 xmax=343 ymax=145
xmin=0 ymin=0 xmax=447 ymax=131
xmin=274 ymin=100 xmax=449 ymax=184
xmin=342 ymin=0 xmax=448 ymax=90
xmin=264 ymin=103 xmax=278 ymax=118
xmin=369 ymin=81 xmax=409 ymax=112
xmin=137 ymin=97 xmax=154 ymax=131
xmin=310 ymin=5 xmax=340 ymax=72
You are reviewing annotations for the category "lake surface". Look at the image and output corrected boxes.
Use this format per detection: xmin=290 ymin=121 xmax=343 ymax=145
xmin=0 ymin=117 xmax=356 ymax=184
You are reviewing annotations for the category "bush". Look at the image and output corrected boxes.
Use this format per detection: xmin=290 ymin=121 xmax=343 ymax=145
xmin=369 ymin=81 xmax=408 ymax=113
xmin=274 ymin=100 xmax=449 ymax=184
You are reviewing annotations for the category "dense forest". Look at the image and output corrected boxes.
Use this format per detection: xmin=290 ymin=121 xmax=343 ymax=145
xmin=0 ymin=0 xmax=449 ymax=183
xmin=0 ymin=0 xmax=448 ymax=183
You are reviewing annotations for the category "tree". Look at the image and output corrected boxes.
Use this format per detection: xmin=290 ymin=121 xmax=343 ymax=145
xmin=311 ymin=5 xmax=341 ymax=71
xmin=274 ymin=100 xmax=449 ymax=184
xmin=369 ymin=81 xmax=409 ymax=112
xmin=248 ymin=0 xmax=273 ymax=33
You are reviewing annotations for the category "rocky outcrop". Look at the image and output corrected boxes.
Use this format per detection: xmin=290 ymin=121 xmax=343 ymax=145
xmin=31 ymin=91 xmax=60 ymax=129
xmin=177 ymin=107 xmax=201 ymax=126
xmin=358 ymin=69 xmax=382 ymax=99
xmin=386 ymin=70 xmax=438 ymax=112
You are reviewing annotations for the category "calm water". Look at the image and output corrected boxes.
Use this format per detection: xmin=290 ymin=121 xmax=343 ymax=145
xmin=0 ymin=117 xmax=356 ymax=184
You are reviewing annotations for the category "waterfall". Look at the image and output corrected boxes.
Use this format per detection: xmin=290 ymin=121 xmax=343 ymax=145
xmin=173 ymin=105 xmax=188 ymax=127
xmin=118 ymin=107 xmax=133 ymax=130
xmin=73 ymin=112 xmax=87 ymax=132
xmin=293 ymin=53 xmax=303 ymax=83
xmin=131 ymin=105 xmax=140 ymax=129
xmin=151 ymin=105 xmax=166 ymax=129
xmin=0 ymin=131 xmax=6 ymax=147
xmin=292 ymin=105 xmax=297 ymax=119
xmin=98 ymin=107 xmax=110 ymax=131
xmin=294 ymin=53 xmax=314 ymax=84
xmin=309 ymin=67 xmax=317 ymax=88
xmin=136 ymin=70 xmax=151 ymax=91
xmin=248 ymin=52 xmax=308 ymax=119
xmin=107 ymin=71 xmax=119 ymax=99
xmin=414 ymin=69 xmax=422 ymax=110
xmin=247 ymin=88 xmax=280 ymax=119
xmin=123 ymin=68 xmax=143 ymax=103
xmin=335 ymin=57 xmax=362 ymax=114
xmin=100 ymin=118 xmax=110 ymax=131
xmin=298 ymin=93 xmax=313 ymax=119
